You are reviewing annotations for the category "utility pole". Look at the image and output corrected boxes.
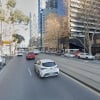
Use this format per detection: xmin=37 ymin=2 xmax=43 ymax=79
xmin=40 ymin=9 xmax=43 ymax=51
xmin=0 ymin=0 xmax=2 ymax=54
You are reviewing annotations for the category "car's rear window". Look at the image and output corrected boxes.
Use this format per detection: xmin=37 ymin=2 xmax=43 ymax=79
xmin=42 ymin=62 xmax=56 ymax=67
xmin=28 ymin=52 xmax=34 ymax=54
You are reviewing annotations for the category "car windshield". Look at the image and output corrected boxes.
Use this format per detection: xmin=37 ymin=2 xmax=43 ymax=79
xmin=42 ymin=62 xmax=56 ymax=67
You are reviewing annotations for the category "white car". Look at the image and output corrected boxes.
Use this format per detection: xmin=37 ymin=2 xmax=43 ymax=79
xmin=16 ymin=51 xmax=23 ymax=56
xmin=64 ymin=53 xmax=75 ymax=58
xmin=33 ymin=49 xmax=40 ymax=55
xmin=34 ymin=59 xmax=59 ymax=78
xmin=78 ymin=53 xmax=95 ymax=60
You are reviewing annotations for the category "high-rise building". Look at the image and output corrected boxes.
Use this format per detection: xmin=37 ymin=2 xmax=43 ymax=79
xmin=65 ymin=0 xmax=100 ymax=54
xmin=46 ymin=0 xmax=58 ymax=9
xmin=67 ymin=0 xmax=100 ymax=37
xmin=57 ymin=0 xmax=66 ymax=16
xmin=41 ymin=0 xmax=58 ymax=35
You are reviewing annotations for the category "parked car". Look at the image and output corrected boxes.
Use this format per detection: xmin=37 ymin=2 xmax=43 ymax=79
xmin=55 ymin=52 xmax=62 ymax=56
xmin=33 ymin=49 xmax=40 ymax=55
xmin=78 ymin=53 xmax=95 ymax=60
xmin=95 ymin=53 xmax=100 ymax=60
xmin=26 ymin=52 xmax=35 ymax=60
xmin=16 ymin=51 xmax=23 ymax=56
xmin=64 ymin=53 xmax=75 ymax=58
xmin=0 ymin=56 xmax=6 ymax=69
xmin=34 ymin=59 xmax=59 ymax=78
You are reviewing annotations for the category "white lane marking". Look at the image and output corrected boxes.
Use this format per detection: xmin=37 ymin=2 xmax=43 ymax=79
xmin=28 ymin=68 xmax=32 ymax=77
xmin=60 ymin=72 xmax=100 ymax=96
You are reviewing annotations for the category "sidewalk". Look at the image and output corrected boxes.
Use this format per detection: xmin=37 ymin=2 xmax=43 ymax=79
xmin=60 ymin=67 xmax=100 ymax=93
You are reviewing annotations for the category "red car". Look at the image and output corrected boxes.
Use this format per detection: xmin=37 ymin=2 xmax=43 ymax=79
xmin=26 ymin=52 xmax=35 ymax=60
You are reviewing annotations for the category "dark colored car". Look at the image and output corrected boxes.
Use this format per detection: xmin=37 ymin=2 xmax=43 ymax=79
xmin=26 ymin=52 xmax=35 ymax=60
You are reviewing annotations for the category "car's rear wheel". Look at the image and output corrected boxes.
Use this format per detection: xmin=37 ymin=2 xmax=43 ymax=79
xmin=86 ymin=57 xmax=88 ymax=60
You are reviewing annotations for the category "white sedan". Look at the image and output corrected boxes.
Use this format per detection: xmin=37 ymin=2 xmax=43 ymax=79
xmin=64 ymin=53 xmax=75 ymax=58
xmin=16 ymin=51 xmax=23 ymax=56
xmin=34 ymin=59 xmax=59 ymax=78
xmin=78 ymin=53 xmax=95 ymax=60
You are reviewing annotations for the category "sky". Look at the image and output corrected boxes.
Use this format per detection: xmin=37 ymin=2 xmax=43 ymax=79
xmin=15 ymin=0 xmax=37 ymax=47
xmin=15 ymin=0 xmax=46 ymax=47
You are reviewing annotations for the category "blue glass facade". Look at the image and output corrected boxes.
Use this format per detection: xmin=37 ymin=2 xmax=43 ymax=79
xmin=38 ymin=0 xmax=40 ymax=33
xmin=57 ymin=0 xmax=67 ymax=16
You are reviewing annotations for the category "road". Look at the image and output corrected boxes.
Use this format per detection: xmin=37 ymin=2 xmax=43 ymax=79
xmin=0 ymin=55 xmax=99 ymax=100
xmin=37 ymin=54 xmax=100 ymax=92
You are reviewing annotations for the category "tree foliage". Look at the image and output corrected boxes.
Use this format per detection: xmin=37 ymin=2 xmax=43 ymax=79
xmin=10 ymin=9 xmax=30 ymax=24
xmin=12 ymin=34 xmax=25 ymax=44
xmin=44 ymin=12 xmax=69 ymax=50
xmin=79 ymin=0 xmax=99 ymax=54
xmin=7 ymin=0 xmax=16 ymax=8
xmin=1 ymin=0 xmax=30 ymax=24
xmin=45 ymin=13 xmax=60 ymax=40
xmin=44 ymin=13 xmax=60 ymax=49
xmin=0 ymin=8 xmax=5 ymax=21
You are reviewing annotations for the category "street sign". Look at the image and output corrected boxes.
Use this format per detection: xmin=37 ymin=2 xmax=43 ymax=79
xmin=2 ymin=40 xmax=12 ymax=44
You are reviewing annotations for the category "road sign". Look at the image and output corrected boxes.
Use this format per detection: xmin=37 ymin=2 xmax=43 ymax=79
xmin=2 ymin=40 xmax=12 ymax=44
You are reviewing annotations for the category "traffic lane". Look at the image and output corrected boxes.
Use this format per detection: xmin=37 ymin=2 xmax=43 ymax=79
xmin=0 ymin=56 xmax=27 ymax=100
xmin=36 ymin=54 xmax=100 ymax=91
xmin=0 ymin=56 xmax=99 ymax=100
xmin=47 ymin=53 xmax=100 ymax=65
xmin=25 ymin=58 xmax=100 ymax=100
xmin=37 ymin=54 xmax=100 ymax=77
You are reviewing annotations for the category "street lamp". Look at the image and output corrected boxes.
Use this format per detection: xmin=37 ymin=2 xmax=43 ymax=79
xmin=29 ymin=12 xmax=32 ymax=47
xmin=40 ymin=9 xmax=43 ymax=51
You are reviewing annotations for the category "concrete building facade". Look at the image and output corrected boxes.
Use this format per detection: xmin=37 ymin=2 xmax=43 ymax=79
xmin=67 ymin=0 xmax=100 ymax=37
xmin=66 ymin=0 xmax=100 ymax=53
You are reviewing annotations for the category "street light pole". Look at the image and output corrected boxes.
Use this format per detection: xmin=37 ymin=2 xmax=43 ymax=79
xmin=0 ymin=0 xmax=3 ymax=54
xmin=29 ymin=12 xmax=32 ymax=47
xmin=40 ymin=9 xmax=43 ymax=51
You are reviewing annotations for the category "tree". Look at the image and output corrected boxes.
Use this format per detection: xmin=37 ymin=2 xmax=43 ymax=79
xmin=0 ymin=8 xmax=5 ymax=21
xmin=59 ymin=16 xmax=69 ymax=50
xmin=12 ymin=33 xmax=25 ymax=53
xmin=0 ymin=0 xmax=29 ymax=55
xmin=79 ymin=0 xmax=99 ymax=54
xmin=12 ymin=34 xmax=25 ymax=44
xmin=63 ymin=0 xmax=99 ymax=54
xmin=45 ymin=13 xmax=60 ymax=50
xmin=11 ymin=9 xmax=30 ymax=24
xmin=7 ymin=0 xmax=16 ymax=8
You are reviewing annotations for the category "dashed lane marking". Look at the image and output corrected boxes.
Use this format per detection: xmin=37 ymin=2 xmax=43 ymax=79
xmin=28 ymin=67 xmax=32 ymax=77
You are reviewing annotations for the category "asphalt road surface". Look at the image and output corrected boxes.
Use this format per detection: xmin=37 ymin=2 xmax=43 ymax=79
xmin=37 ymin=54 xmax=100 ymax=91
xmin=0 ymin=55 xmax=99 ymax=100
